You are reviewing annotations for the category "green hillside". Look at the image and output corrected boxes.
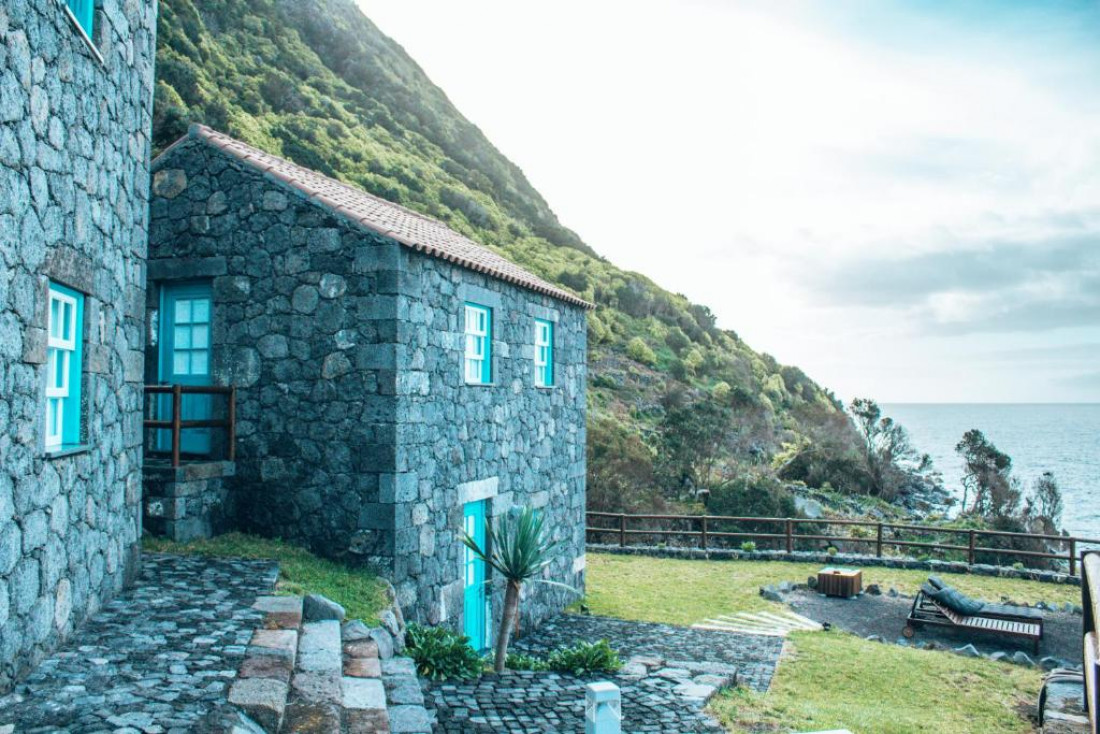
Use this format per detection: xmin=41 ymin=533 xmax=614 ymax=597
xmin=153 ymin=0 xmax=857 ymax=512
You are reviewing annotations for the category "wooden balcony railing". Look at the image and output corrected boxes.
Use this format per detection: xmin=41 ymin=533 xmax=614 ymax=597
xmin=587 ymin=512 xmax=1100 ymax=577
xmin=143 ymin=384 xmax=236 ymax=467
xmin=1084 ymin=550 xmax=1100 ymax=732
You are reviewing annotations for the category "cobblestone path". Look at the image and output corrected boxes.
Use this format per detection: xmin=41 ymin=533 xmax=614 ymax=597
xmin=0 ymin=553 xmax=277 ymax=733
xmin=425 ymin=614 xmax=785 ymax=733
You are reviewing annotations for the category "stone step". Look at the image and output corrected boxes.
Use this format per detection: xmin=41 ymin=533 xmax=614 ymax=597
xmin=228 ymin=596 xmax=304 ymax=732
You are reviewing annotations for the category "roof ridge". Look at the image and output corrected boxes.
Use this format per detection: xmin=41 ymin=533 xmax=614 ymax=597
xmin=167 ymin=124 xmax=592 ymax=310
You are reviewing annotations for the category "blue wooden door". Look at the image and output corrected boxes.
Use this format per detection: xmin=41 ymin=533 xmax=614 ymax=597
xmin=463 ymin=500 xmax=489 ymax=652
xmin=158 ymin=283 xmax=213 ymax=455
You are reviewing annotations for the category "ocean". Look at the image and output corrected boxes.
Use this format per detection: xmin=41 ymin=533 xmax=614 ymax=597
xmin=883 ymin=404 xmax=1100 ymax=539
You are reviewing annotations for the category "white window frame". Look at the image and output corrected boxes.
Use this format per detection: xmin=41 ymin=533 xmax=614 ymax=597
xmin=464 ymin=303 xmax=491 ymax=385
xmin=45 ymin=286 xmax=79 ymax=450
xmin=534 ymin=319 xmax=553 ymax=387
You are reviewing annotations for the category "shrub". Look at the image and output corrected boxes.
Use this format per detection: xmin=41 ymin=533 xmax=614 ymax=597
xmin=827 ymin=546 xmax=838 ymax=557
xmin=626 ymin=337 xmax=657 ymax=366
xmin=546 ymin=640 xmax=622 ymax=676
xmin=406 ymin=624 xmax=484 ymax=681
xmin=740 ymin=541 xmax=757 ymax=552
xmin=506 ymin=652 xmax=550 ymax=671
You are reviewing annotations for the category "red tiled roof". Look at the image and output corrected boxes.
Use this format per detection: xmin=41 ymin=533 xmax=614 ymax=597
xmin=154 ymin=124 xmax=592 ymax=309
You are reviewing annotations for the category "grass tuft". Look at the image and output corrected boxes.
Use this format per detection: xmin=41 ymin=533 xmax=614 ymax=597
xmin=143 ymin=532 xmax=389 ymax=624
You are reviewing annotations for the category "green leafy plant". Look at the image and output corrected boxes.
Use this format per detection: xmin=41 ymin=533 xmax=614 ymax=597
xmin=405 ymin=624 xmax=484 ymax=681
xmin=827 ymin=546 xmax=838 ymax=556
xmin=463 ymin=506 xmax=576 ymax=673
xmin=506 ymin=652 xmax=550 ymax=671
xmin=546 ymin=640 xmax=622 ymax=676
xmin=740 ymin=541 xmax=757 ymax=552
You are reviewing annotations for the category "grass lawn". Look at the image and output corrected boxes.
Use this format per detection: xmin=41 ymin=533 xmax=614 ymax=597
xmin=583 ymin=553 xmax=1053 ymax=733
xmin=143 ymin=532 xmax=389 ymax=624
xmin=582 ymin=552 xmax=1080 ymax=624
xmin=710 ymin=631 xmax=1039 ymax=734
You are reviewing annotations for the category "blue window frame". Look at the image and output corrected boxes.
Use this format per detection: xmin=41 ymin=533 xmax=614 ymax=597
xmin=534 ymin=319 xmax=553 ymax=387
xmin=464 ymin=303 xmax=492 ymax=385
xmin=66 ymin=0 xmax=95 ymax=39
xmin=45 ymin=282 xmax=84 ymax=450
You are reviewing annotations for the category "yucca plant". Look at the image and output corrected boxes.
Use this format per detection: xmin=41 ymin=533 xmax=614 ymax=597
xmin=462 ymin=506 xmax=573 ymax=672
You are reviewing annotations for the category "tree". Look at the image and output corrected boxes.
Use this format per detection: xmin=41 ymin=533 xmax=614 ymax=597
xmin=849 ymin=398 xmax=930 ymax=500
xmin=1024 ymin=471 xmax=1063 ymax=535
xmin=655 ymin=398 xmax=733 ymax=497
xmin=462 ymin=507 xmax=572 ymax=673
xmin=954 ymin=429 xmax=1017 ymax=517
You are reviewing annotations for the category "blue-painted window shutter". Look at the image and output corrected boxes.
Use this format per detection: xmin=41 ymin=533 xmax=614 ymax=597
xmin=534 ymin=319 xmax=553 ymax=387
xmin=45 ymin=282 xmax=84 ymax=450
xmin=66 ymin=0 xmax=95 ymax=39
xmin=464 ymin=303 xmax=492 ymax=385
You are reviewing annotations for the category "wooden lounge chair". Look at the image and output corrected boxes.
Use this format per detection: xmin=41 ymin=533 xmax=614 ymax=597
xmin=904 ymin=585 xmax=1043 ymax=654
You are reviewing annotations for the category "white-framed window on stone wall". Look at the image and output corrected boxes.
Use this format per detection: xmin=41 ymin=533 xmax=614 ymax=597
xmin=45 ymin=282 xmax=84 ymax=451
xmin=464 ymin=302 xmax=492 ymax=385
xmin=534 ymin=318 xmax=554 ymax=387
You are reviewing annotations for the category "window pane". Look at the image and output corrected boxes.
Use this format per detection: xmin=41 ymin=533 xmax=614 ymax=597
xmin=55 ymin=351 xmax=68 ymax=391
xmin=192 ymin=299 xmax=211 ymax=323
xmin=62 ymin=302 xmax=73 ymax=341
xmin=190 ymin=351 xmax=208 ymax=375
xmin=50 ymin=298 xmax=61 ymax=339
xmin=173 ymin=352 xmax=190 ymax=375
xmin=174 ymin=299 xmax=192 ymax=323
xmin=192 ymin=325 xmax=209 ymax=349
xmin=174 ymin=325 xmax=191 ymax=349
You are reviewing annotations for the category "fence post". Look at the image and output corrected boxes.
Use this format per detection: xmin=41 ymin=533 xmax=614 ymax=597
xmin=171 ymin=384 xmax=182 ymax=468
xmin=786 ymin=518 xmax=793 ymax=554
xmin=1070 ymin=539 xmax=1077 ymax=576
xmin=619 ymin=514 xmax=626 ymax=548
xmin=968 ymin=529 xmax=976 ymax=566
xmin=876 ymin=523 xmax=883 ymax=558
xmin=701 ymin=516 xmax=708 ymax=550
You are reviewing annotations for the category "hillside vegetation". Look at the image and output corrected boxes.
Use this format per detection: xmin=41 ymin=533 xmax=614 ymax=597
xmin=154 ymin=0 xmax=860 ymax=512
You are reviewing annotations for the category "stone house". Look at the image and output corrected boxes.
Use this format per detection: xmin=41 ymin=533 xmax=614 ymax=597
xmin=0 ymin=0 xmax=158 ymax=689
xmin=145 ymin=125 xmax=590 ymax=649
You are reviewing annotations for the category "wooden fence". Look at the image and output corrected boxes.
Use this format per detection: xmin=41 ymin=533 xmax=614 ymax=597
xmin=143 ymin=384 xmax=236 ymax=467
xmin=587 ymin=511 xmax=1100 ymax=577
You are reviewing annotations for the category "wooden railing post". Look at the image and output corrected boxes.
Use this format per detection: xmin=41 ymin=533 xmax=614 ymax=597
xmin=619 ymin=513 xmax=626 ymax=548
xmin=876 ymin=523 xmax=883 ymax=558
xmin=786 ymin=518 xmax=793 ymax=554
xmin=227 ymin=387 xmax=237 ymax=461
xmin=701 ymin=516 xmax=708 ymax=550
xmin=1070 ymin=538 xmax=1077 ymax=576
xmin=171 ymin=384 xmax=182 ymax=468
xmin=968 ymin=529 xmax=976 ymax=566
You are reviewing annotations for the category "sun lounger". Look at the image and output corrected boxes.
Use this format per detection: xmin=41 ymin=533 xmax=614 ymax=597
xmin=904 ymin=582 xmax=1043 ymax=654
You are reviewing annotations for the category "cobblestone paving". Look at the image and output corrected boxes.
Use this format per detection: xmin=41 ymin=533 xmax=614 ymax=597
xmin=513 ymin=614 xmax=784 ymax=691
xmin=0 ymin=554 xmax=277 ymax=733
xmin=425 ymin=615 xmax=785 ymax=733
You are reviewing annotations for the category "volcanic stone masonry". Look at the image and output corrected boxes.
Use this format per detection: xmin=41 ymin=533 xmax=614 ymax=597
xmin=0 ymin=0 xmax=157 ymax=691
xmin=147 ymin=130 xmax=588 ymax=634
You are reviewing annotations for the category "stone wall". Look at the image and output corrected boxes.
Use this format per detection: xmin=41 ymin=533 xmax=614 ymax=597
xmin=393 ymin=250 xmax=588 ymax=632
xmin=148 ymin=140 xmax=402 ymax=564
xmin=148 ymin=134 xmax=588 ymax=636
xmin=0 ymin=0 xmax=157 ymax=690
xmin=143 ymin=461 xmax=237 ymax=542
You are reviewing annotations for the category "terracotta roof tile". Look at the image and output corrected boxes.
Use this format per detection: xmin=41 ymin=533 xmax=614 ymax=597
xmin=155 ymin=125 xmax=592 ymax=309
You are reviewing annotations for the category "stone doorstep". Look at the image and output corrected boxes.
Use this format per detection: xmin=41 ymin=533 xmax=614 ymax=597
xmin=386 ymin=703 xmax=434 ymax=734
xmin=345 ymin=708 xmax=391 ymax=734
xmin=227 ymin=677 xmax=289 ymax=733
xmin=290 ymin=670 xmax=343 ymax=706
xmin=343 ymin=677 xmax=386 ymax=710
xmin=239 ymin=653 xmax=294 ymax=685
xmin=281 ymin=702 xmax=342 ymax=734
xmin=253 ymin=595 xmax=304 ymax=631
xmin=344 ymin=639 xmax=380 ymax=659
xmin=250 ymin=629 xmax=299 ymax=661
xmin=298 ymin=621 xmax=342 ymax=673
xmin=344 ymin=656 xmax=381 ymax=678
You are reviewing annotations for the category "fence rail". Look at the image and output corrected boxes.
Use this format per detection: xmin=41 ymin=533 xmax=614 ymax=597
xmin=143 ymin=384 xmax=236 ymax=467
xmin=587 ymin=512 xmax=1100 ymax=577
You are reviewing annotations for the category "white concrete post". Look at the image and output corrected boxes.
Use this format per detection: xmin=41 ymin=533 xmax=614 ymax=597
xmin=584 ymin=681 xmax=622 ymax=734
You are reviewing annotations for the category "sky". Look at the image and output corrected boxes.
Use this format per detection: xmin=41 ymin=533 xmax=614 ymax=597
xmin=357 ymin=0 xmax=1100 ymax=404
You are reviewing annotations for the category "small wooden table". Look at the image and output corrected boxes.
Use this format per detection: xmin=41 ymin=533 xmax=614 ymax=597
xmin=817 ymin=567 xmax=862 ymax=598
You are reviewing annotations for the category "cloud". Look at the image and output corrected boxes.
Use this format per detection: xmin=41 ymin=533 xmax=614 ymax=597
xmin=801 ymin=228 xmax=1100 ymax=334
xmin=1055 ymin=371 xmax=1100 ymax=392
